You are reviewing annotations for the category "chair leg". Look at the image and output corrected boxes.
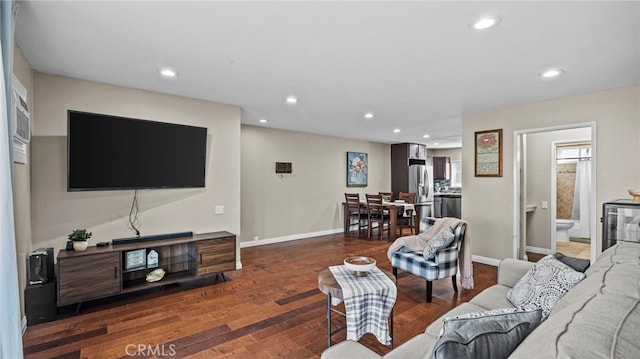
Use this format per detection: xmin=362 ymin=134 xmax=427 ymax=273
xmin=392 ymin=267 xmax=398 ymax=279
xmin=452 ymin=275 xmax=458 ymax=292
xmin=426 ymin=280 xmax=433 ymax=303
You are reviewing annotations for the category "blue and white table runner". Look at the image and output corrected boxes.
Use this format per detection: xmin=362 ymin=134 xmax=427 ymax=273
xmin=329 ymin=265 xmax=397 ymax=345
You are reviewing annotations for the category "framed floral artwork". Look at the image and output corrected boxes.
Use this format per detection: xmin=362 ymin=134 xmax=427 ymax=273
xmin=475 ymin=129 xmax=503 ymax=177
xmin=347 ymin=151 xmax=368 ymax=187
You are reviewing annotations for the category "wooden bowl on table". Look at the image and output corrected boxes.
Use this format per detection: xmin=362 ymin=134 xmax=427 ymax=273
xmin=344 ymin=256 xmax=376 ymax=277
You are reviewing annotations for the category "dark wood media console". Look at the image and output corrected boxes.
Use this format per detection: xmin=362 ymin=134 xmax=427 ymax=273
xmin=57 ymin=231 xmax=236 ymax=307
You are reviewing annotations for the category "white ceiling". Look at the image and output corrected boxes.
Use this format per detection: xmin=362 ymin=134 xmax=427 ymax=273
xmin=14 ymin=1 xmax=640 ymax=148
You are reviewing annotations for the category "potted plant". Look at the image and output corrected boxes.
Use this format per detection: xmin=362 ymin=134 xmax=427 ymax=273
xmin=68 ymin=229 xmax=92 ymax=251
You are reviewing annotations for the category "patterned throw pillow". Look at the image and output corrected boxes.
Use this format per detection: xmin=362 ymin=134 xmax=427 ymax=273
xmin=507 ymin=255 xmax=586 ymax=319
xmin=422 ymin=226 xmax=455 ymax=260
xmin=432 ymin=308 xmax=542 ymax=359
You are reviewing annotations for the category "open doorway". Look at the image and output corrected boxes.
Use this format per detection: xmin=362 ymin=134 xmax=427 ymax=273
xmin=552 ymin=141 xmax=592 ymax=259
xmin=513 ymin=122 xmax=597 ymax=263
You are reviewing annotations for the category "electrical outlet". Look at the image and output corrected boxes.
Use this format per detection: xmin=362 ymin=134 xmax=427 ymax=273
xmin=541 ymin=201 xmax=548 ymax=209
xmin=215 ymin=205 xmax=224 ymax=215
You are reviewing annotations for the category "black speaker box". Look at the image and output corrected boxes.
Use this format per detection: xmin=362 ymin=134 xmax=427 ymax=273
xmin=25 ymin=281 xmax=57 ymax=325
xmin=27 ymin=247 xmax=54 ymax=285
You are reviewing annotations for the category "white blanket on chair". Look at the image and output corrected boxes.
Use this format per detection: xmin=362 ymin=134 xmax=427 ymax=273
xmin=387 ymin=217 xmax=474 ymax=289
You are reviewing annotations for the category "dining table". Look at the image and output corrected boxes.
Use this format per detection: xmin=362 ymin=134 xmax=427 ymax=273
xmin=342 ymin=200 xmax=419 ymax=240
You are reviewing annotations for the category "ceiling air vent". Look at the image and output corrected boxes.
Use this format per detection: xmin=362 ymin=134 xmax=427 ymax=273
xmin=275 ymin=162 xmax=292 ymax=174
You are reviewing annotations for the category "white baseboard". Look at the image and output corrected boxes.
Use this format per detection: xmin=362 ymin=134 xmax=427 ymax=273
xmin=526 ymin=246 xmax=552 ymax=255
xmin=472 ymin=255 xmax=501 ymax=267
xmin=22 ymin=316 xmax=27 ymax=334
xmin=239 ymin=228 xmax=343 ymax=248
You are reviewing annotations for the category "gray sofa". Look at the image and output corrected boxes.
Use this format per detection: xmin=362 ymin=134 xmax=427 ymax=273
xmin=321 ymin=241 xmax=640 ymax=358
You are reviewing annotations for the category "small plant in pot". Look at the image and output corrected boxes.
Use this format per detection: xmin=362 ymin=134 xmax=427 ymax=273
xmin=68 ymin=229 xmax=92 ymax=251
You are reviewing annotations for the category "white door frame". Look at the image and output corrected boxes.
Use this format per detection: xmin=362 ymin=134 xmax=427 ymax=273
xmin=513 ymin=122 xmax=597 ymax=262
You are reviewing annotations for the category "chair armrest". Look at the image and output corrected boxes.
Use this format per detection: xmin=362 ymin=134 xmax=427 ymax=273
xmin=497 ymin=258 xmax=535 ymax=288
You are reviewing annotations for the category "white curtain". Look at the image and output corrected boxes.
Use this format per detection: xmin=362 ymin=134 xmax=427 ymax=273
xmin=571 ymin=160 xmax=592 ymax=238
xmin=1 ymin=0 xmax=24 ymax=357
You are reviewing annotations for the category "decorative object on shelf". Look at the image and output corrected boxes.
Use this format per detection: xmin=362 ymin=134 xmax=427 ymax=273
xmin=344 ymin=256 xmax=376 ymax=277
xmin=124 ymin=248 xmax=146 ymax=271
xmin=475 ymin=129 xmax=503 ymax=177
xmin=145 ymin=268 xmax=165 ymax=282
xmin=628 ymin=188 xmax=640 ymax=203
xmin=67 ymin=229 xmax=92 ymax=251
xmin=147 ymin=249 xmax=159 ymax=268
xmin=347 ymin=151 xmax=368 ymax=187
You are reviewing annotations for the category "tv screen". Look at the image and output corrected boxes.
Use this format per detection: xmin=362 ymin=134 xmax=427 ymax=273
xmin=67 ymin=110 xmax=207 ymax=191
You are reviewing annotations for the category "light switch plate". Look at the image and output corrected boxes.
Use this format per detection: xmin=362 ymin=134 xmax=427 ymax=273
xmin=541 ymin=201 xmax=548 ymax=209
xmin=215 ymin=205 xmax=224 ymax=215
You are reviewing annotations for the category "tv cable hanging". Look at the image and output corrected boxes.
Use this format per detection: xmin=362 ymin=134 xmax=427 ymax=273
xmin=128 ymin=190 xmax=141 ymax=236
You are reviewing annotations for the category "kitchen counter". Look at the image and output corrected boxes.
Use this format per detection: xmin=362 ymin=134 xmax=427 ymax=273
xmin=434 ymin=192 xmax=462 ymax=197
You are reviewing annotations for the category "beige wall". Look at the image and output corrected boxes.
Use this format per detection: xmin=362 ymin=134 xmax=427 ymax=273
xmin=30 ymin=74 xmax=242 ymax=264
xmin=12 ymin=45 xmax=34 ymax=319
xmin=525 ymin=128 xmax=591 ymax=249
xmin=241 ymin=125 xmax=390 ymax=243
xmin=463 ymin=85 xmax=640 ymax=261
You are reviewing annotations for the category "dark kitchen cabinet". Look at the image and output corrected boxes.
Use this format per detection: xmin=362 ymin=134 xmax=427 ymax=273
xmin=433 ymin=157 xmax=450 ymax=180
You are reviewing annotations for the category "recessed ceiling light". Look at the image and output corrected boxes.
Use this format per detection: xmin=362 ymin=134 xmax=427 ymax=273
xmin=472 ymin=16 xmax=500 ymax=30
xmin=434 ymin=142 xmax=440 ymax=146
xmin=423 ymin=134 xmax=430 ymax=138
xmin=259 ymin=119 xmax=268 ymax=123
xmin=285 ymin=96 xmax=298 ymax=104
xmin=539 ymin=68 xmax=565 ymax=78
xmin=159 ymin=68 xmax=178 ymax=77
xmin=363 ymin=112 xmax=375 ymax=119
xmin=393 ymin=129 xmax=401 ymax=133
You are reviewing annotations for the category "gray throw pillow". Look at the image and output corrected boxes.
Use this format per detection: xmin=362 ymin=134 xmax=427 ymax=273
xmin=553 ymin=252 xmax=590 ymax=272
xmin=507 ymin=255 xmax=586 ymax=319
xmin=422 ymin=227 xmax=455 ymax=260
xmin=432 ymin=308 xmax=542 ymax=359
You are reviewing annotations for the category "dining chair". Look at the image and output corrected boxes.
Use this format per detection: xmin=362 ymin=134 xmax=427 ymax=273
xmin=398 ymin=192 xmax=417 ymax=235
xmin=378 ymin=192 xmax=394 ymax=202
xmin=344 ymin=193 xmax=367 ymax=237
xmin=366 ymin=194 xmax=390 ymax=239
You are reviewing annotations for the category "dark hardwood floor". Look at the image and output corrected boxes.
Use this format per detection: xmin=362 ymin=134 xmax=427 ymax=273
xmin=23 ymin=233 xmax=497 ymax=358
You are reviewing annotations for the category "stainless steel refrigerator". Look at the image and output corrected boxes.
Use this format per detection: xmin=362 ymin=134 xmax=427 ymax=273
xmin=408 ymin=158 xmax=434 ymax=230
xmin=391 ymin=143 xmax=434 ymax=231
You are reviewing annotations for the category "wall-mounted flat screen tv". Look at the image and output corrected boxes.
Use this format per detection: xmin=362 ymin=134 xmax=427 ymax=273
xmin=67 ymin=110 xmax=207 ymax=191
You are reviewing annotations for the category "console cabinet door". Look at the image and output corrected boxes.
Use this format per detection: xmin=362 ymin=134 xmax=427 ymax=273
xmin=58 ymin=252 xmax=120 ymax=305
xmin=197 ymin=236 xmax=236 ymax=276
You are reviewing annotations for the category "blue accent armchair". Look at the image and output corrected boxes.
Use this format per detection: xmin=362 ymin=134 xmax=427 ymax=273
xmin=391 ymin=220 xmax=467 ymax=302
